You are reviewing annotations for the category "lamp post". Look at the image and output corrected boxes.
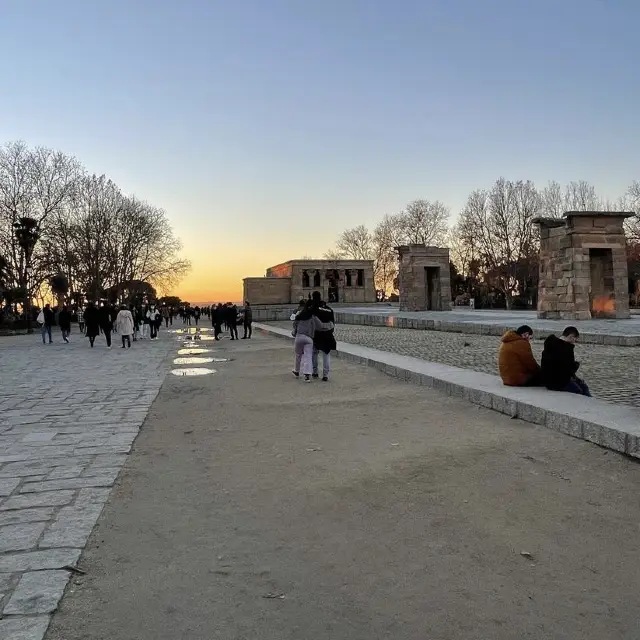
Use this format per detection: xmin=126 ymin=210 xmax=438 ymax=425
xmin=13 ymin=217 xmax=40 ymax=335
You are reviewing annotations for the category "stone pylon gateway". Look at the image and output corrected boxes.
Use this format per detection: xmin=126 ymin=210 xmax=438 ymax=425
xmin=396 ymin=245 xmax=452 ymax=311
xmin=533 ymin=211 xmax=633 ymax=320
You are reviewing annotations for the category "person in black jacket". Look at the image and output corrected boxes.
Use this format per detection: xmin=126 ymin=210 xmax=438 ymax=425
xmin=541 ymin=326 xmax=591 ymax=396
xmin=41 ymin=304 xmax=55 ymax=344
xmin=242 ymin=301 xmax=253 ymax=339
xmin=58 ymin=305 xmax=72 ymax=343
xmin=84 ymin=302 xmax=100 ymax=348
xmin=213 ymin=303 xmax=224 ymax=340
xmin=226 ymin=303 xmax=239 ymax=340
xmin=99 ymin=303 xmax=114 ymax=349
xmin=310 ymin=291 xmax=336 ymax=381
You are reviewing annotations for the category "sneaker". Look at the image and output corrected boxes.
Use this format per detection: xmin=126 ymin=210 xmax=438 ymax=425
xmin=312 ymin=373 xmax=319 ymax=379
xmin=304 ymin=374 xmax=311 ymax=383
xmin=292 ymin=371 xmax=299 ymax=378
xmin=322 ymin=376 xmax=328 ymax=382
xmin=107 ymin=346 xmax=112 ymax=350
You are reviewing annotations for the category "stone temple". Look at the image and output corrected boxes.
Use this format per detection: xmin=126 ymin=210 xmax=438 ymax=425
xmin=396 ymin=245 xmax=452 ymax=311
xmin=533 ymin=211 xmax=633 ymax=320
xmin=243 ymin=259 xmax=376 ymax=305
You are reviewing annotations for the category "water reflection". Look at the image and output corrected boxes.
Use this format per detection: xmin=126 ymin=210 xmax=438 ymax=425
xmin=173 ymin=357 xmax=214 ymax=365
xmin=177 ymin=348 xmax=212 ymax=355
xmin=171 ymin=368 xmax=216 ymax=376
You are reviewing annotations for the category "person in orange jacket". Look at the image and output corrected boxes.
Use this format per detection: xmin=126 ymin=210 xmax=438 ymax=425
xmin=498 ymin=325 xmax=542 ymax=386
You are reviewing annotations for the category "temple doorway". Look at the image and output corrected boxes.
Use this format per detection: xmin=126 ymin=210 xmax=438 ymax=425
xmin=326 ymin=269 xmax=339 ymax=303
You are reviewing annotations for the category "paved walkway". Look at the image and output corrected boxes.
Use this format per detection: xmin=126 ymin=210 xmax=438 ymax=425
xmin=45 ymin=335 xmax=640 ymax=640
xmin=270 ymin=323 xmax=640 ymax=407
xmin=0 ymin=329 xmax=174 ymax=639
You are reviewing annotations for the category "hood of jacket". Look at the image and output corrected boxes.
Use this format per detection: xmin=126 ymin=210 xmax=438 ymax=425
xmin=501 ymin=330 xmax=524 ymax=344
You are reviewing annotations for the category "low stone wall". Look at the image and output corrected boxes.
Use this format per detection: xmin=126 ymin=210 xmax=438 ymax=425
xmin=251 ymin=303 xmax=395 ymax=323
xmin=332 ymin=312 xmax=640 ymax=346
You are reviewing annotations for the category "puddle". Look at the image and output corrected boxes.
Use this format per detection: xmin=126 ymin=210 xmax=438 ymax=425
xmin=177 ymin=348 xmax=212 ymax=355
xmin=173 ymin=357 xmax=214 ymax=365
xmin=171 ymin=368 xmax=216 ymax=376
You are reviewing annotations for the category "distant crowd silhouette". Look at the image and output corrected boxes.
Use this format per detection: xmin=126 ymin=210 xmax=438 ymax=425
xmin=37 ymin=301 xmax=253 ymax=349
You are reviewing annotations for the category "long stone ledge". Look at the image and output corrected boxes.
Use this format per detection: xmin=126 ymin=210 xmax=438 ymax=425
xmin=255 ymin=323 xmax=640 ymax=459
xmin=331 ymin=312 xmax=640 ymax=346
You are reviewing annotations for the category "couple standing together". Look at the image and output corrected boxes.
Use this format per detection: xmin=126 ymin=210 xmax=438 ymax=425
xmin=291 ymin=292 xmax=336 ymax=382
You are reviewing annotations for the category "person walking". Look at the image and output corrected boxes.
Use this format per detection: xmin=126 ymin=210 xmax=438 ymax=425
xmin=147 ymin=304 xmax=161 ymax=340
xmin=310 ymin=292 xmax=336 ymax=381
xmin=58 ymin=305 xmax=72 ymax=343
xmin=292 ymin=300 xmax=335 ymax=382
xmin=242 ymin=301 xmax=253 ymax=339
xmin=213 ymin=303 xmax=223 ymax=340
xmin=115 ymin=305 xmax=135 ymax=348
xmin=84 ymin=302 xmax=100 ymax=348
xmin=226 ymin=303 xmax=239 ymax=340
xmin=99 ymin=303 xmax=114 ymax=349
xmin=40 ymin=304 xmax=55 ymax=344
xmin=162 ymin=305 xmax=170 ymax=328
xmin=77 ymin=306 xmax=85 ymax=334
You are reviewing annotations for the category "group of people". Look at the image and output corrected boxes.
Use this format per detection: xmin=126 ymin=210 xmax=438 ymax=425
xmin=39 ymin=302 xmax=169 ymax=349
xmin=38 ymin=299 xmax=255 ymax=350
xmin=211 ymin=302 xmax=253 ymax=341
xmin=498 ymin=325 xmax=591 ymax=396
xmin=291 ymin=292 xmax=336 ymax=382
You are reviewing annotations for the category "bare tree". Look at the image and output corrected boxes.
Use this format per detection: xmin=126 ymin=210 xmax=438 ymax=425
xmin=447 ymin=222 xmax=477 ymax=281
xmin=372 ymin=214 xmax=403 ymax=295
xmin=458 ymin=178 xmax=540 ymax=308
xmin=333 ymin=225 xmax=373 ymax=260
xmin=40 ymin=174 xmax=191 ymax=302
xmin=626 ymin=181 xmax=640 ymax=242
xmin=540 ymin=180 xmax=613 ymax=217
xmin=396 ymin=199 xmax=449 ymax=246
xmin=0 ymin=142 xmax=82 ymax=329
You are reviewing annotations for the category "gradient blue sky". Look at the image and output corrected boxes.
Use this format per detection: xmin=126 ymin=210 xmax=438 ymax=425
xmin=1 ymin=0 xmax=638 ymax=300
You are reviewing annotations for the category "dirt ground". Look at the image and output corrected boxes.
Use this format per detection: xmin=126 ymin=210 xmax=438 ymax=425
xmin=47 ymin=334 xmax=640 ymax=640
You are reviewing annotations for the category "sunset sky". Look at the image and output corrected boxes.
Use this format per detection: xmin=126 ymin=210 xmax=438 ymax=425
xmin=1 ymin=0 xmax=639 ymax=303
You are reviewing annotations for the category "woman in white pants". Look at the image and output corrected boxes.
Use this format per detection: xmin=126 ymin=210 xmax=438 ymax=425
xmin=292 ymin=302 xmax=334 ymax=382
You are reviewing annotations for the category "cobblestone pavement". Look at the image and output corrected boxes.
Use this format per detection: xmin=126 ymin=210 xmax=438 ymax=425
xmin=271 ymin=322 xmax=640 ymax=407
xmin=0 ymin=328 xmax=174 ymax=639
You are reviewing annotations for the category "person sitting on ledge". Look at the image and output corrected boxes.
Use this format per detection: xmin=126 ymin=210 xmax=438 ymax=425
xmin=498 ymin=325 xmax=542 ymax=387
xmin=541 ymin=326 xmax=592 ymax=396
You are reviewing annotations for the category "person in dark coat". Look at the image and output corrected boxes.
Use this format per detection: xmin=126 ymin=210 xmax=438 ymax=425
xmin=226 ymin=303 xmax=239 ymax=340
xmin=41 ymin=304 xmax=55 ymax=344
xmin=213 ymin=303 xmax=224 ymax=340
xmin=541 ymin=326 xmax=591 ymax=396
xmin=311 ymin=291 xmax=336 ymax=381
xmin=99 ymin=303 xmax=114 ymax=349
xmin=58 ymin=305 xmax=72 ymax=343
xmin=84 ymin=302 xmax=101 ymax=348
xmin=242 ymin=301 xmax=253 ymax=339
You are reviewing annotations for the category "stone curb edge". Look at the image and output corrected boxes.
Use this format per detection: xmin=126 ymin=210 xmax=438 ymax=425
xmin=333 ymin=313 xmax=640 ymax=347
xmin=255 ymin=323 xmax=640 ymax=460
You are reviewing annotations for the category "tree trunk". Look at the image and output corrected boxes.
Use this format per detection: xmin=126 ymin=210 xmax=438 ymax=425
xmin=504 ymin=291 xmax=513 ymax=310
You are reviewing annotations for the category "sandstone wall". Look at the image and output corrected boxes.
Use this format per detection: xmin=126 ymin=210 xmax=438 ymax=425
xmin=243 ymin=277 xmax=291 ymax=305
